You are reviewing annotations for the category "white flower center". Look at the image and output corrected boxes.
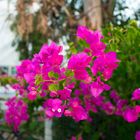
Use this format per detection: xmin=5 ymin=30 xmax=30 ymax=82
xmin=57 ymin=108 xmax=61 ymax=113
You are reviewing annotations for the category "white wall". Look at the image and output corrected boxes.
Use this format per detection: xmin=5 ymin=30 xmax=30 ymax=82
xmin=0 ymin=0 xmax=19 ymax=66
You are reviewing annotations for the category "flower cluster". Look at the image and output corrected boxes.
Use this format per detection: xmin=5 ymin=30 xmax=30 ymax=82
xmin=4 ymin=26 xmax=140 ymax=140
xmin=5 ymin=97 xmax=29 ymax=131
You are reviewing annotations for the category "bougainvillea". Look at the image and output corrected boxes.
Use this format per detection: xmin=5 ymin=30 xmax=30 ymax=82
xmin=135 ymin=131 xmax=140 ymax=140
xmin=4 ymin=26 xmax=140 ymax=139
xmin=5 ymin=97 xmax=29 ymax=131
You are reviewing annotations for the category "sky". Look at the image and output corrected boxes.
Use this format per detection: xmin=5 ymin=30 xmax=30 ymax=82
xmin=0 ymin=0 xmax=140 ymax=66
xmin=121 ymin=0 xmax=140 ymax=18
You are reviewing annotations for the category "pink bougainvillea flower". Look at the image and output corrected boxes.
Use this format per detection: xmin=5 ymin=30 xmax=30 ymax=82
xmin=74 ymin=69 xmax=92 ymax=82
xmin=110 ymin=90 xmax=120 ymax=103
xmin=92 ymin=95 xmax=105 ymax=107
xmin=40 ymin=91 xmax=47 ymax=97
xmin=90 ymin=77 xmax=110 ymax=97
xmin=66 ymin=82 xmax=76 ymax=89
xmin=32 ymin=54 xmax=41 ymax=63
xmin=92 ymin=52 xmax=119 ymax=80
xmin=68 ymin=52 xmax=91 ymax=81
xmin=39 ymin=42 xmax=63 ymax=65
xmin=135 ymin=130 xmax=140 ymax=140
xmin=12 ymin=83 xmax=26 ymax=95
xmin=71 ymin=106 xmax=88 ymax=122
xmin=89 ymin=31 xmax=106 ymax=56
xmin=115 ymin=99 xmax=128 ymax=116
xmin=5 ymin=97 xmax=29 ymax=131
xmin=101 ymin=101 xmax=115 ymax=115
xmin=64 ymin=106 xmax=88 ymax=122
xmin=76 ymin=25 xmax=93 ymax=41
xmin=135 ymin=105 xmax=140 ymax=114
xmin=76 ymin=25 xmax=103 ymax=45
xmin=28 ymin=91 xmax=37 ymax=100
xmin=132 ymin=88 xmax=140 ymax=100
xmin=71 ymin=136 xmax=76 ymax=140
xmin=44 ymin=99 xmax=64 ymax=118
xmin=39 ymin=42 xmax=62 ymax=60
xmin=79 ymin=82 xmax=90 ymax=95
xmin=77 ymin=25 xmax=105 ymax=56
xmin=84 ymin=97 xmax=98 ymax=113
xmin=123 ymin=107 xmax=138 ymax=123
xmin=24 ymin=73 xmax=35 ymax=83
xmin=58 ymin=87 xmax=72 ymax=100
xmin=50 ymin=91 xmax=58 ymax=97
xmin=68 ymin=52 xmax=91 ymax=69
xmin=16 ymin=60 xmax=33 ymax=77
xmin=65 ymin=98 xmax=88 ymax=122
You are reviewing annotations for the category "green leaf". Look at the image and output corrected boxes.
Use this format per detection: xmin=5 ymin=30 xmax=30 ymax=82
xmin=59 ymin=80 xmax=65 ymax=90
xmin=86 ymin=67 xmax=92 ymax=76
xmin=65 ymin=69 xmax=74 ymax=77
xmin=78 ymin=39 xmax=89 ymax=48
xmin=48 ymin=84 xmax=59 ymax=91
xmin=91 ymin=132 xmax=100 ymax=140
xmin=35 ymin=74 xmax=43 ymax=86
xmin=48 ymin=71 xmax=59 ymax=79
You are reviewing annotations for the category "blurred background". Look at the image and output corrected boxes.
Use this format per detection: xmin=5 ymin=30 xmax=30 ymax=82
xmin=0 ymin=0 xmax=140 ymax=140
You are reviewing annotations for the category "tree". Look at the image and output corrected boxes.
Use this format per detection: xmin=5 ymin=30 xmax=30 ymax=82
xmin=82 ymin=0 xmax=103 ymax=30
xmin=11 ymin=0 xmax=83 ymax=59
xmin=10 ymin=0 xmax=140 ymax=59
